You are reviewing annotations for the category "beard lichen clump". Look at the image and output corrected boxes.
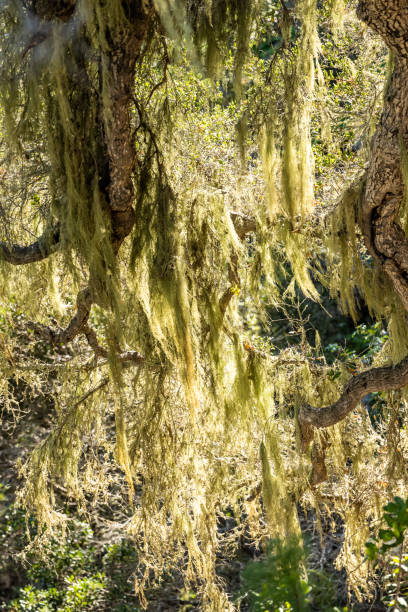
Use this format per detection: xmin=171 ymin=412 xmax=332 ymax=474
xmin=1 ymin=0 xmax=408 ymax=609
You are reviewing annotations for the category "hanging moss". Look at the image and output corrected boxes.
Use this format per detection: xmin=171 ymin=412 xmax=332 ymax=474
xmin=0 ymin=1 xmax=404 ymax=608
xmin=261 ymin=0 xmax=319 ymax=224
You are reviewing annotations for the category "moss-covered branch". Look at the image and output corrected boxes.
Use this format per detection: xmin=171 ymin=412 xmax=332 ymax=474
xmin=299 ymin=356 xmax=408 ymax=446
xmin=83 ymin=324 xmax=145 ymax=365
xmin=0 ymin=225 xmax=60 ymax=265
xmin=28 ymin=287 xmax=92 ymax=345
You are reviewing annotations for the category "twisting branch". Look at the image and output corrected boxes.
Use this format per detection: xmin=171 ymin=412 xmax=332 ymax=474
xmin=300 ymin=356 xmax=408 ymax=431
xmin=300 ymin=357 xmax=408 ymax=430
xmin=83 ymin=324 xmax=107 ymax=359
xmin=0 ymin=225 xmax=60 ymax=265
xmin=29 ymin=287 xmax=92 ymax=345
xmin=56 ymin=288 xmax=93 ymax=344
xmin=298 ymin=356 xmax=408 ymax=482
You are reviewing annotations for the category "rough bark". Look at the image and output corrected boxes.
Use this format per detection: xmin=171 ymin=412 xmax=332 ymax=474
xmin=0 ymin=225 xmax=59 ymax=264
xmin=32 ymin=0 xmax=76 ymax=22
xmin=358 ymin=0 xmax=408 ymax=309
xmin=106 ymin=3 xmax=153 ymax=253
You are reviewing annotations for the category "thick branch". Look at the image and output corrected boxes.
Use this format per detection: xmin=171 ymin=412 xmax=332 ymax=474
xmin=299 ymin=356 xmax=408 ymax=432
xmin=357 ymin=1 xmax=408 ymax=59
xmin=0 ymin=226 xmax=60 ymax=265
xmin=356 ymin=3 xmax=408 ymax=309
xmin=103 ymin=3 xmax=153 ymax=252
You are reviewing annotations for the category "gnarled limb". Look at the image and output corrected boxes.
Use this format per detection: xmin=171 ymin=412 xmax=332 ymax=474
xmin=56 ymin=288 xmax=93 ymax=344
xmin=0 ymin=225 xmax=60 ymax=265
xmin=299 ymin=356 xmax=408 ymax=431
xmin=298 ymin=356 xmax=408 ymax=482
xmin=357 ymin=2 xmax=408 ymax=308
xmin=103 ymin=2 xmax=154 ymax=255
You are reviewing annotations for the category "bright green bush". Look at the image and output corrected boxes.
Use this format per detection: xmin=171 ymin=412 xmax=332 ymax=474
xmin=366 ymin=497 xmax=408 ymax=611
xmin=241 ymin=536 xmax=348 ymax=612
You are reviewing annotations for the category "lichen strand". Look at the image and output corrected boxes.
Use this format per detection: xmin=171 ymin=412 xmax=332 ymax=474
xmin=262 ymin=0 xmax=319 ymax=223
xmin=1 ymin=0 xmax=408 ymax=609
xmin=187 ymin=0 xmax=258 ymax=90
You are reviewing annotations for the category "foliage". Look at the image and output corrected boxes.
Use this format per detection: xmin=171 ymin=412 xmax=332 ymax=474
xmin=0 ymin=502 xmax=141 ymax=612
xmin=241 ymin=536 xmax=347 ymax=612
xmin=366 ymin=497 xmax=408 ymax=611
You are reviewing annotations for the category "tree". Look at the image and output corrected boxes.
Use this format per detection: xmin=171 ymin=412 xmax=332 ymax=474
xmin=1 ymin=0 xmax=408 ymax=607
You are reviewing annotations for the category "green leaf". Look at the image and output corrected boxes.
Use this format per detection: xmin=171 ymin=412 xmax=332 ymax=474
xmin=379 ymin=529 xmax=395 ymax=542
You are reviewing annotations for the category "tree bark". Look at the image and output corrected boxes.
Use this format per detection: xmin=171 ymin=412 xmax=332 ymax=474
xmin=0 ymin=226 xmax=59 ymax=264
xmin=357 ymin=0 xmax=408 ymax=309
xmin=105 ymin=3 xmax=153 ymax=252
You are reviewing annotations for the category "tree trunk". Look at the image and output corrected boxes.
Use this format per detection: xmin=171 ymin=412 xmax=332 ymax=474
xmin=358 ymin=0 xmax=408 ymax=309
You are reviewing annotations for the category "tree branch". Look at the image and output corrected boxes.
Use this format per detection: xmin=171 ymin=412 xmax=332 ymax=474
xmin=0 ymin=226 xmax=60 ymax=265
xmin=299 ymin=356 xmax=408 ymax=437
xmin=29 ymin=287 xmax=92 ymax=345
xmin=83 ymin=324 xmax=145 ymax=365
